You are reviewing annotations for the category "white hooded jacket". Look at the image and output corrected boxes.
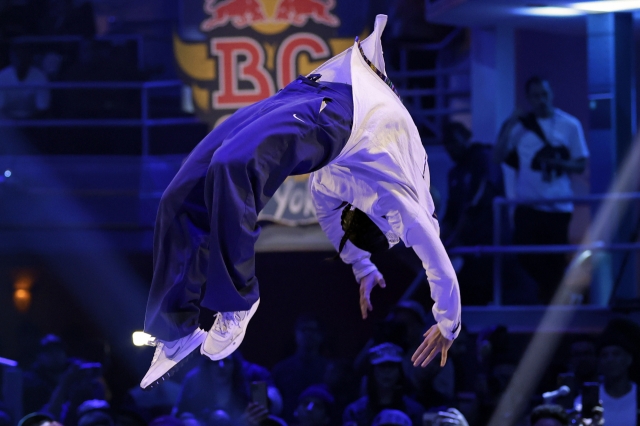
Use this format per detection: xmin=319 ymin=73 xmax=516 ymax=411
xmin=309 ymin=15 xmax=461 ymax=340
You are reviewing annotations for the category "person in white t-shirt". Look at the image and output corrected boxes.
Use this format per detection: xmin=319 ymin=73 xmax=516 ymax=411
xmin=494 ymin=76 xmax=589 ymax=303
xmin=0 ymin=44 xmax=50 ymax=119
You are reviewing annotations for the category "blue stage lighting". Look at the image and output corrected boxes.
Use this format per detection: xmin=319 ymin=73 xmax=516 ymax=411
xmin=514 ymin=6 xmax=586 ymax=17
xmin=572 ymin=1 xmax=640 ymax=12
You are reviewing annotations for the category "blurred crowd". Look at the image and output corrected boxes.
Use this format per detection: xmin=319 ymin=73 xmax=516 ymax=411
xmin=2 ymin=310 xmax=639 ymax=426
xmin=0 ymin=0 xmax=153 ymax=123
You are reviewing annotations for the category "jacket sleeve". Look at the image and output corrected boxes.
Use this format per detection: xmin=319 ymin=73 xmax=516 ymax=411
xmin=378 ymin=191 xmax=461 ymax=340
xmin=310 ymin=176 xmax=378 ymax=281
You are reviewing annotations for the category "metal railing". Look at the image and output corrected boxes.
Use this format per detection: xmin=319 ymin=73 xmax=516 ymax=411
xmin=386 ymin=27 xmax=471 ymax=144
xmin=11 ymin=34 xmax=145 ymax=70
xmin=0 ymin=80 xmax=200 ymax=155
xmin=448 ymin=193 xmax=640 ymax=305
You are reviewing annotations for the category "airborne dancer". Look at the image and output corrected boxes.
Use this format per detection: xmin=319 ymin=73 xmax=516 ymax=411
xmin=140 ymin=15 xmax=461 ymax=389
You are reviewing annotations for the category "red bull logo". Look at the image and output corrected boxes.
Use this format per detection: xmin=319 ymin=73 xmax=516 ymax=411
xmin=275 ymin=0 xmax=339 ymax=27
xmin=201 ymin=0 xmax=268 ymax=31
xmin=174 ymin=0 xmax=356 ymax=127
xmin=201 ymin=0 xmax=339 ymax=31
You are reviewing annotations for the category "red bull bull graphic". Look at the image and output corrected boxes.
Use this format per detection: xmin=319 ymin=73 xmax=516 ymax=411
xmin=202 ymin=0 xmax=339 ymax=31
xmin=201 ymin=0 xmax=269 ymax=31
xmin=273 ymin=0 xmax=340 ymax=27
xmin=174 ymin=0 xmax=363 ymax=127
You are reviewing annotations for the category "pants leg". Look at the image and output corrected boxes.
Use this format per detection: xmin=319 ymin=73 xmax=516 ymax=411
xmin=514 ymin=206 xmax=540 ymax=280
xmin=144 ymin=78 xmax=353 ymax=339
xmin=202 ymin=79 xmax=353 ymax=312
xmin=144 ymin=97 xmax=284 ymax=340
xmin=537 ymin=210 xmax=571 ymax=302
xmin=514 ymin=206 xmax=571 ymax=303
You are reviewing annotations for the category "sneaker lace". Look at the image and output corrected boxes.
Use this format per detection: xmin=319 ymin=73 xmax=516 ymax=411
xmin=151 ymin=341 xmax=164 ymax=365
xmin=212 ymin=312 xmax=242 ymax=335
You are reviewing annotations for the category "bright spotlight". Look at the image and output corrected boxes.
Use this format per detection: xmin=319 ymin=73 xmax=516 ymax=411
xmin=4 ymin=170 xmax=11 ymax=178
xmin=132 ymin=331 xmax=154 ymax=346
xmin=571 ymin=1 xmax=640 ymax=12
xmin=514 ymin=6 xmax=586 ymax=16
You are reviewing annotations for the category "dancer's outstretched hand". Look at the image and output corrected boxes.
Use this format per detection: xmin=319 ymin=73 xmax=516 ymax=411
xmin=411 ymin=324 xmax=453 ymax=367
xmin=359 ymin=270 xmax=385 ymax=319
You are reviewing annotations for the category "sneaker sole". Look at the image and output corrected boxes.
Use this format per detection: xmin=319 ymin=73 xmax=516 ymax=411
xmin=141 ymin=345 xmax=199 ymax=390
xmin=140 ymin=329 xmax=206 ymax=390
xmin=201 ymin=299 xmax=260 ymax=361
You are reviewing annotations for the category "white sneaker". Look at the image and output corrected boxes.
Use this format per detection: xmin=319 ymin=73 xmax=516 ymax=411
xmin=140 ymin=328 xmax=206 ymax=389
xmin=201 ymin=299 xmax=260 ymax=361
